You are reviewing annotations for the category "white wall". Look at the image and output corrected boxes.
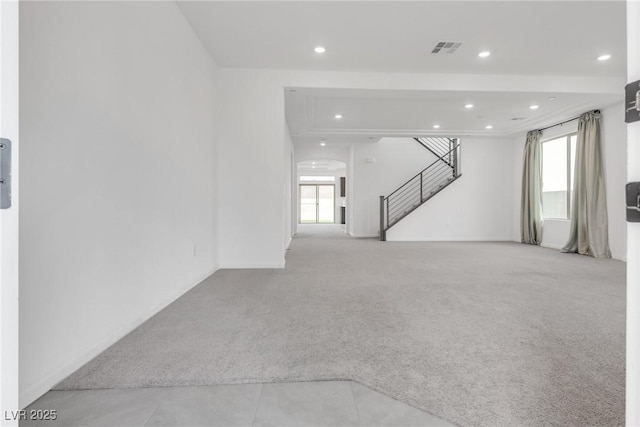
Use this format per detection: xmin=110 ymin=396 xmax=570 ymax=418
xmin=602 ymin=102 xmax=627 ymax=260
xmin=218 ymin=70 xmax=286 ymax=268
xmin=284 ymin=126 xmax=294 ymax=250
xmin=510 ymin=102 xmax=627 ymax=260
xmin=386 ymin=137 xmax=515 ymax=241
xmin=19 ymin=1 xmax=219 ymax=406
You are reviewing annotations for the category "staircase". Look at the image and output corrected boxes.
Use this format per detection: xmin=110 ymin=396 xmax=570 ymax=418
xmin=379 ymin=137 xmax=461 ymax=241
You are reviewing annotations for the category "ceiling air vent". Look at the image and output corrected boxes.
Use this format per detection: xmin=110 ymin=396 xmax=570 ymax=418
xmin=431 ymin=41 xmax=463 ymax=54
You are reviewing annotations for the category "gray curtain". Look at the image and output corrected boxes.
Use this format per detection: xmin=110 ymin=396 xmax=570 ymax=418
xmin=520 ymin=130 xmax=543 ymax=245
xmin=562 ymin=111 xmax=611 ymax=258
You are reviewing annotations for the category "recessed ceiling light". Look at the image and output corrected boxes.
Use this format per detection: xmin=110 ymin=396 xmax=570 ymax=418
xmin=314 ymin=46 xmax=326 ymax=54
xmin=485 ymin=125 xmax=493 ymax=129
xmin=312 ymin=162 xmax=316 ymax=165
xmin=597 ymin=54 xmax=611 ymax=61
xmin=334 ymin=114 xmax=342 ymax=119
xmin=478 ymin=51 xmax=491 ymax=58
xmin=320 ymin=142 xmax=326 ymax=146
xmin=529 ymin=105 xmax=539 ymax=110
xmin=465 ymin=104 xmax=474 ymax=109
xmin=548 ymin=96 xmax=556 ymax=101
xmin=433 ymin=124 xmax=440 ymax=129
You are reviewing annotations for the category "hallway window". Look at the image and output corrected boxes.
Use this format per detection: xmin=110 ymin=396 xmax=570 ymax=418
xmin=542 ymin=133 xmax=577 ymax=219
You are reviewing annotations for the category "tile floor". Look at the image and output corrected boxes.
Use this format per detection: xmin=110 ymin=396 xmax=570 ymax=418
xmin=20 ymin=381 xmax=454 ymax=427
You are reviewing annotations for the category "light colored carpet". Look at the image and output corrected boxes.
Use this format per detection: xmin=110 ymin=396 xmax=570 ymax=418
xmin=55 ymin=226 xmax=625 ymax=427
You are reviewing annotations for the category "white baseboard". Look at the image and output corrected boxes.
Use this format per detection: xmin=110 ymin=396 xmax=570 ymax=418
xmin=19 ymin=267 xmax=218 ymax=408
xmin=385 ymin=237 xmax=513 ymax=242
xmin=220 ymin=262 xmax=285 ymax=269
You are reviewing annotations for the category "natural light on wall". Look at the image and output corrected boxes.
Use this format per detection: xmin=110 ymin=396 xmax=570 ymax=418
xmin=542 ymin=134 xmax=577 ymax=219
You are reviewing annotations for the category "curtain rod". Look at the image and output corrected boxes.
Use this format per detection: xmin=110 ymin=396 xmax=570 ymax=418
xmin=536 ymin=109 xmax=600 ymax=132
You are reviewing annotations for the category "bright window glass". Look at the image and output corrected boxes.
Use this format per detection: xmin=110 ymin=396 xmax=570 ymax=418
xmin=317 ymin=185 xmax=335 ymax=223
xmin=300 ymin=185 xmax=317 ymax=223
xmin=542 ymin=133 xmax=576 ymax=219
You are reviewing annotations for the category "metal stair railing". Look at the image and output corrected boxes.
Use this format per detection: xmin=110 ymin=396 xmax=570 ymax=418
xmin=414 ymin=137 xmax=456 ymax=168
xmin=379 ymin=139 xmax=461 ymax=241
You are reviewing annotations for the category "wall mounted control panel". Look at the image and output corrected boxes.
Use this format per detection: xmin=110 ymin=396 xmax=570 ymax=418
xmin=626 ymin=80 xmax=640 ymax=123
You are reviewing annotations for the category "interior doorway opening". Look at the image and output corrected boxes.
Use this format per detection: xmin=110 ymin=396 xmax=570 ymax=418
xmin=300 ymin=184 xmax=334 ymax=223
xmin=296 ymin=159 xmax=347 ymax=228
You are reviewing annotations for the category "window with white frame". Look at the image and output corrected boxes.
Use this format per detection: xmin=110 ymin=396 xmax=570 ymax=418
xmin=542 ymin=133 xmax=577 ymax=219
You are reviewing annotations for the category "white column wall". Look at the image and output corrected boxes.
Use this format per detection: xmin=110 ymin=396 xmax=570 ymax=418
xmin=0 ymin=0 xmax=20 ymax=424
xmin=218 ymin=70 xmax=287 ymax=268
xmin=627 ymin=0 xmax=640 ymax=424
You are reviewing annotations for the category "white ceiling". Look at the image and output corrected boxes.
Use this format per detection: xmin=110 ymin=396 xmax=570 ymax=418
xmin=286 ymin=87 xmax=621 ymax=139
xmin=178 ymin=1 xmax=626 ymax=141
xmin=178 ymin=1 xmax=625 ymax=76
